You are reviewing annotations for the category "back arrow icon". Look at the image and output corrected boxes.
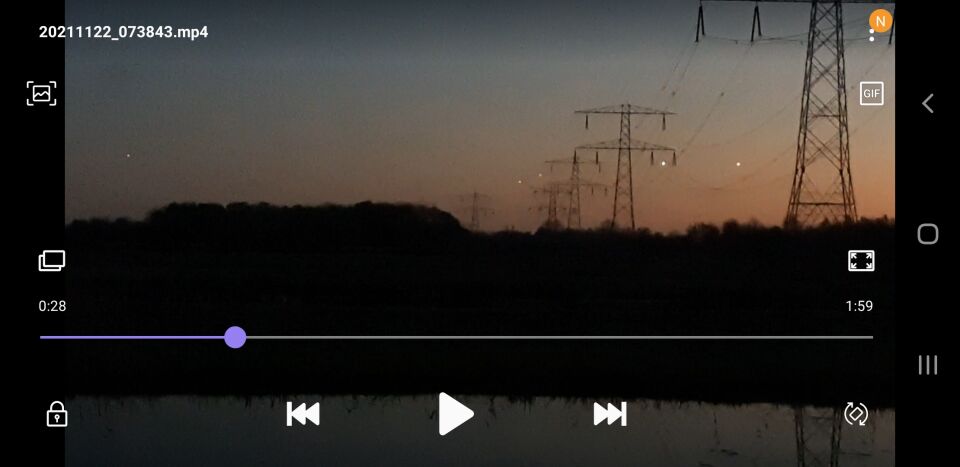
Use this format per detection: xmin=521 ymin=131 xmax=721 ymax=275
xmin=923 ymin=94 xmax=934 ymax=114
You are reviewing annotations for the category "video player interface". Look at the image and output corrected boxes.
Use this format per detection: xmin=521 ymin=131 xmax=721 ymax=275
xmin=20 ymin=0 xmax=949 ymax=465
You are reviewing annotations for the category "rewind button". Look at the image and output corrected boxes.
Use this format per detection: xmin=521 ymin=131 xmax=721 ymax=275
xmin=286 ymin=402 xmax=320 ymax=427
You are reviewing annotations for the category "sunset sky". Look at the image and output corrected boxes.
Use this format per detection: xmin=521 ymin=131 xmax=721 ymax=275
xmin=65 ymin=0 xmax=894 ymax=232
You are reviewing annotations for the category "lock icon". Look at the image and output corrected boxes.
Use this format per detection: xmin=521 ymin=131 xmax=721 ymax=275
xmin=46 ymin=401 xmax=68 ymax=427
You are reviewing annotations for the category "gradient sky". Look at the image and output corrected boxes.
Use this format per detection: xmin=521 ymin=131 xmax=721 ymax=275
xmin=65 ymin=0 xmax=894 ymax=232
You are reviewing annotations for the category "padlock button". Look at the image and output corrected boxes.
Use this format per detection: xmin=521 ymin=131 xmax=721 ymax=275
xmin=46 ymin=400 xmax=68 ymax=428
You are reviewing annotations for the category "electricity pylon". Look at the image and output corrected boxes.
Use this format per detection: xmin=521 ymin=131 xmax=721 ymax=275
xmin=575 ymin=104 xmax=675 ymax=230
xmin=544 ymin=151 xmax=605 ymax=229
xmin=794 ymin=407 xmax=842 ymax=467
xmin=531 ymin=182 xmax=567 ymax=230
xmin=695 ymin=0 xmax=895 ymax=227
xmin=459 ymin=191 xmax=493 ymax=231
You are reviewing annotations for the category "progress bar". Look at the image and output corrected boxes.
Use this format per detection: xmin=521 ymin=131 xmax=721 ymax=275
xmin=39 ymin=326 xmax=875 ymax=349
xmin=246 ymin=335 xmax=874 ymax=340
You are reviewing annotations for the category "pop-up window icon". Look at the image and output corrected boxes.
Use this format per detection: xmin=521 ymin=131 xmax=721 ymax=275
xmin=38 ymin=250 xmax=66 ymax=272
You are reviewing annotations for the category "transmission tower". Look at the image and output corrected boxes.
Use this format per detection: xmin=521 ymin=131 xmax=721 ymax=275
xmin=544 ymin=152 xmax=605 ymax=229
xmin=794 ymin=407 xmax=842 ymax=467
xmin=459 ymin=191 xmax=493 ymax=231
xmin=531 ymin=182 xmax=570 ymax=231
xmin=695 ymin=1 xmax=895 ymax=227
xmin=575 ymin=104 xmax=675 ymax=229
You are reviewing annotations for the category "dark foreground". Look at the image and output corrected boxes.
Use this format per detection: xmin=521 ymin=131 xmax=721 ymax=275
xmin=61 ymin=202 xmax=895 ymax=406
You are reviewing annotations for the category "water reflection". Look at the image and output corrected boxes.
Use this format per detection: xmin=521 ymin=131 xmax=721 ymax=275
xmin=66 ymin=396 xmax=894 ymax=466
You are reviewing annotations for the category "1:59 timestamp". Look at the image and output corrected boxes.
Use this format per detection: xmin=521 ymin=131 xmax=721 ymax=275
xmin=846 ymin=300 xmax=874 ymax=312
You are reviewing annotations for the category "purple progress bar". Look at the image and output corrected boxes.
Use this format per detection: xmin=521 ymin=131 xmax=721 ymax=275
xmin=40 ymin=336 xmax=221 ymax=339
xmin=40 ymin=329 xmax=872 ymax=347
xmin=40 ymin=326 xmax=248 ymax=349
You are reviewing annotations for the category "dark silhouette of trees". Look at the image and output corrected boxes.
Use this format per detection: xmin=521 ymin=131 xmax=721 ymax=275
xmin=62 ymin=202 xmax=895 ymax=402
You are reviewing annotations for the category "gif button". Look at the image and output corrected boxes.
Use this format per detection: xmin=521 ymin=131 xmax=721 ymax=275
xmin=859 ymin=81 xmax=884 ymax=106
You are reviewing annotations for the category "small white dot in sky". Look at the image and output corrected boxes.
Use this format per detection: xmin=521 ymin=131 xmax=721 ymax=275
xmin=125 ymin=153 xmax=131 ymax=158
xmin=736 ymin=162 xmax=741 ymax=167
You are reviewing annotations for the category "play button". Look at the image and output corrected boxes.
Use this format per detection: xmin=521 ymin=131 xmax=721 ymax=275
xmin=438 ymin=392 xmax=474 ymax=436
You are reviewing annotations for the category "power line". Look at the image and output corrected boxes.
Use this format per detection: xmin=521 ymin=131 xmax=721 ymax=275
xmin=695 ymin=1 xmax=892 ymax=226
xmin=459 ymin=191 xmax=493 ymax=231
xmin=544 ymin=153 xmax=605 ymax=229
xmin=575 ymin=104 xmax=677 ymax=230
